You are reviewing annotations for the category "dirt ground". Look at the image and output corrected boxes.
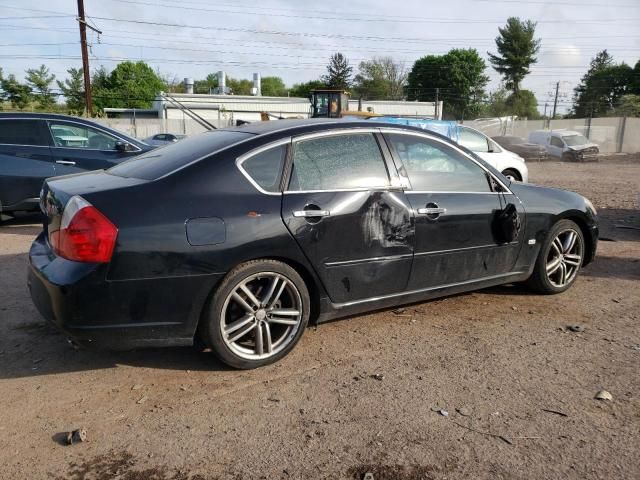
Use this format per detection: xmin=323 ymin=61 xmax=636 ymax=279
xmin=1 ymin=160 xmax=639 ymax=480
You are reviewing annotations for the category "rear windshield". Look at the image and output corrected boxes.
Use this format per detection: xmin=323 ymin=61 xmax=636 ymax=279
xmin=109 ymin=130 xmax=253 ymax=180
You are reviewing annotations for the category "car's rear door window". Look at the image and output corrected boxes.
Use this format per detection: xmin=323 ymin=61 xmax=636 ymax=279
xmin=288 ymin=133 xmax=390 ymax=191
xmin=0 ymin=119 xmax=49 ymax=146
xmin=385 ymin=133 xmax=491 ymax=192
xmin=109 ymin=130 xmax=253 ymax=180
xmin=240 ymin=144 xmax=286 ymax=193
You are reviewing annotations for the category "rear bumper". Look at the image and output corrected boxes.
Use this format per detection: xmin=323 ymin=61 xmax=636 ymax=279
xmin=27 ymin=232 xmax=222 ymax=349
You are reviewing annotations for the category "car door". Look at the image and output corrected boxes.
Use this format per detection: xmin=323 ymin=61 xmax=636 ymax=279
xmin=281 ymin=130 xmax=414 ymax=304
xmin=548 ymin=135 xmax=565 ymax=158
xmin=46 ymin=119 xmax=140 ymax=175
xmin=0 ymin=118 xmax=54 ymax=209
xmin=382 ymin=131 xmax=523 ymax=290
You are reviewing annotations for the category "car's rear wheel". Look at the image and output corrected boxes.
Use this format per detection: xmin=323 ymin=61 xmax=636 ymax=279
xmin=501 ymin=168 xmax=522 ymax=182
xmin=527 ymin=219 xmax=585 ymax=294
xmin=200 ymin=260 xmax=310 ymax=369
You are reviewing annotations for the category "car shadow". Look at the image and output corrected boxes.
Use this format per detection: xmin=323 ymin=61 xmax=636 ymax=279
xmin=0 ymin=212 xmax=42 ymax=237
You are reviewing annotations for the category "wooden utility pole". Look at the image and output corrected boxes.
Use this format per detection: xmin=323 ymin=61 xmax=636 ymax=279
xmin=551 ymin=81 xmax=560 ymax=120
xmin=77 ymin=0 xmax=92 ymax=115
xmin=435 ymin=88 xmax=439 ymax=119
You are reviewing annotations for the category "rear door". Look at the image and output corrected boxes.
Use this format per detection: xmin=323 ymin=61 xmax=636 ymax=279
xmin=281 ymin=129 xmax=414 ymax=304
xmin=46 ymin=119 xmax=141 ymax=174
xmin=0 ymin=118 xmax=54 ymax=209
xmin=382 ymin=131 xmax=522 ymax=290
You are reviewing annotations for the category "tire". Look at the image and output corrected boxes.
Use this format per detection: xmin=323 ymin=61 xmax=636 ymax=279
xmin=199 ymin=259 xmax=310 ymax=369
xmin=501 ymin=168 xmax=522 ymax=182
xmin=527 ymin=219 xmax=585 ymax=294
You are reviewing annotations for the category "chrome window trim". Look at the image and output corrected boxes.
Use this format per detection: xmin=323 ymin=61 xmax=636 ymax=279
xmin=285 ymin=128 xmax=393 ymax=193
xmin=378 ymin=128 xmax=513 ymax=195
xmin=406 ymin=191 xmax=513 ymax=195
xmin=46 ymin=118 xmax=143 ymax=153
xmin=235 ymin=138 xmax=290 ymax=196
xmin=333 ymin=271 xmax=524 ymax=309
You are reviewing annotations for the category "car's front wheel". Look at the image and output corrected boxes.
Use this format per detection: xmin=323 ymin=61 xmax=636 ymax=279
xmin=527 ymin=219 xmax=585 ymax=294
xmin=200 ymin=259 xmax=310 ymax=369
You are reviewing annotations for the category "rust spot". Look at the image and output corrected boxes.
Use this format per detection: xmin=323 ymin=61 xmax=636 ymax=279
xmin=247 ymin=211 xmax=261 ymax=218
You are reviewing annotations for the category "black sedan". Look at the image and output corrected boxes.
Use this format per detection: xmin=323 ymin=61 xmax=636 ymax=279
xmin=492 ymin=135 xmax=549 ymax=162
xmin=28 ymin=119 xmax=598 ymax=369
xmin=0 ymin=113 xmax=152 ymax=216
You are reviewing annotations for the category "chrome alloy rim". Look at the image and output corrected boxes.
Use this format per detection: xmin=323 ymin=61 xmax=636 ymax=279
xmin=220 ymin=272 xmax=303 ymax=360
xmin=546 ymin=228 xmax=583 ymax=288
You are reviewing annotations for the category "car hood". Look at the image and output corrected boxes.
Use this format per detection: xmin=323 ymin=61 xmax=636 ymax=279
xmin=567 ymin=143 xmax=599 ymax=151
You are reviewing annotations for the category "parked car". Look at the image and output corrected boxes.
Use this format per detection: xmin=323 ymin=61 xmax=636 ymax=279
xmin=528 ymin=130 xmax=599 ymax=162
xmin=28 ymin=119 xmax=598 ymax=369
xmin=370 ymin=118 xmax=528 ymax=182
xmin=144 ymin=133 xmax=186 ymax=146
xmin=0 ymin=113 xmax=152 ymax=216
xmin=492 ymin=135 xmax=549 ymax=162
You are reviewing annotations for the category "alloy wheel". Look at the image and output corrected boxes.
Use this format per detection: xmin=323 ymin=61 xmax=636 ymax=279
xmin=545 ymin=228 xmax=583 ymax=288
xmin=220 ymin=272 xmax=303 ymax=360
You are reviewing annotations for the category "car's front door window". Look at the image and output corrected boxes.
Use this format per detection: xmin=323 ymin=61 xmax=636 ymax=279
xmin=288 ymin=133 xmax=390 ymax=191
xmin=48 ymin=121 xmax=118 ymax=150
xmin=385 ymin=133 xmax=491 ymax=192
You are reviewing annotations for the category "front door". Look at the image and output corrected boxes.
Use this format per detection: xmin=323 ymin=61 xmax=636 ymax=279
xmin=281 ymin=130 xmax=414 ymax=304
xmin=548 ymin=135 xmax=565 ymax=159
xmin=382 ymin=131 xmax=522 ymax=290
xmin=46 ymin=120 xmax=139 ymax=175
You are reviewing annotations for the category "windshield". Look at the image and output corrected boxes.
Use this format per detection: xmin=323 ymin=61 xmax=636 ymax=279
xmin=109 ymin=130 xmax=253 ymax=180
xmin=563 ymin=134 xmax=589 ymax=146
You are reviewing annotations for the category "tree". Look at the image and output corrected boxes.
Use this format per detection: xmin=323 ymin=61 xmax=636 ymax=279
xmin=613 ymin=94 xmax=640 ymax=117
xmin=322 ymin=53 xmax=353 ymax=90
xmin=406 ymin=48 xmax=489 ymax=119
xmin=0 ymin=73 xmax=32 ymax=109
xmin=25 ymin=64 xmax=56 ymax=109
xmin=572 ymin=51 xmax=635 ymax=117
xmin=227 ymin=77 xmax=253 ymax=95
xmin=288 ymin=80 xmax=327 ymax=98
xmin=488 ymin=17 xmax=541 ymax=94
xmin=57 ymin=67 xmax=84 ymax=112
xmin=194 ymin=73 xmax=218 ymax=94
xmin=92 ymin=61 xmax=166 ymax=110
xmin=260 ymin=76 xmax=287 ymax=96
xmin=353 ymin=56 xmax=407 ymax=100
xmin=506 ymin=90 xmax=540 ymax=119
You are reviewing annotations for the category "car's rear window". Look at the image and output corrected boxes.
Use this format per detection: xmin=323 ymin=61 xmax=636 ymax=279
xmin=109 ymin=130 xmax=253 ymax=180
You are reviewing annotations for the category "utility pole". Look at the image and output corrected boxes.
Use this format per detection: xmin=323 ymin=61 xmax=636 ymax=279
xmin=76 ymin=0 xmax=101 ymax=115
xmin=543 ymin=102 xmax=548 ymax=128
xmin=435 ymin=88 xmax=439 ymax=119
xmin=551 ymin=81 xmax=560 ymax=120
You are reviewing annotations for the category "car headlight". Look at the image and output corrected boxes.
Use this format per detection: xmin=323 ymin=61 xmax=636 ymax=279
xmin=584 ymin=197 xmax=597 ymax=215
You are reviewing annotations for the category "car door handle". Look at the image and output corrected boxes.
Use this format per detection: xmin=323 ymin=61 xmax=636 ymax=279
xmin=417 ymin=207 xmax=446 ymax=215
xmin=293 ymin=209 xmax=330 ymax=218
xmin=55 ymin=160 xmax=76 ymax=166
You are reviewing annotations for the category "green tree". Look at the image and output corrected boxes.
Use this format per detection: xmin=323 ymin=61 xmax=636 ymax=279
xmin=0 ymin=73 xmax=32 ymax=109
xmin=227 ymin=77 xmax=253 ymax=95
xmin=288 ymin=80 xmax=327 ymax=98
xmin=613 ymin=94 xmax=640 ymax=117
xmin=92 ymin=61 xmax=166 ymax=110
xmin=572 ymin=51 xmax=635 ymax=117
xmin=353 ymin=56 xmax=407 ymax=100
xmin=194 ymin=73 xmax=218 ymax=94
xmin=322 ymin=53 xmax=353 ymax=90
xmin=260 ymin=76 xmax=287 ymax=96
xmin=488 ymin=17 xmax=541 ymax=94
xmin=57 ymin=67 xmax=84 ymax=112
xmin=406 ymin=48 xmax=489 ymax=119
xmin=25 ymin=64 xmax=56 ymax=109
xmin=506 ymin=90 xmax=540 ymax=119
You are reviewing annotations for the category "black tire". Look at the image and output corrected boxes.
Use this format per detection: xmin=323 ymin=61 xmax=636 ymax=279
xmin=199 ymin=259 xmax=310 ymax=369
xmin=501 ymin=168 xmax=522 ymax=182
xmin=527 ymin=219 xmax=585 ymax=294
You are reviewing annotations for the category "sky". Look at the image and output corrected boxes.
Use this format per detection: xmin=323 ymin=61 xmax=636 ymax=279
xmin=1 ymin=0 xmax=639 ymax=114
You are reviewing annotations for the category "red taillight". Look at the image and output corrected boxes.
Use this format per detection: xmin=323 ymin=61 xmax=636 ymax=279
xmin=50 ymin=196 xmax=118 ymax=263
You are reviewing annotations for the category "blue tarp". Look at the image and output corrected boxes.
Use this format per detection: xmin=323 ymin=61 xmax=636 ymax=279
xmin=368 ymin=117 xmax=460 ymax=142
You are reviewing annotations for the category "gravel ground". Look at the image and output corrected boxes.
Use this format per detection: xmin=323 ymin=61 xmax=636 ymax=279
xmin=0 ymin=161 xmax=638 ymax=480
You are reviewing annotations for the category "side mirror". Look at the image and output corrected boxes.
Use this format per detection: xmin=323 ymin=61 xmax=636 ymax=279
xmin=115 ymin=141 xmax=131 ymax=152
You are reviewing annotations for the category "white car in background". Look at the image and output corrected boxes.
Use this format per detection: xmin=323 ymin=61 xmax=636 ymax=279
xmin=457 ymin=125 xmax=529 ymax=182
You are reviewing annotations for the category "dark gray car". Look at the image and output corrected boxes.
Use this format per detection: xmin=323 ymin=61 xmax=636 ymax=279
xmin=0 ymin=113 xmax=152 ymax=216
xmin=492 ymin=135 xmax=549 ymax=162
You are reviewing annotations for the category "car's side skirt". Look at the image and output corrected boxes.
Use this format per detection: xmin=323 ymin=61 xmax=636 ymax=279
xmin=316 ymin=270 xmax=529 ymax=323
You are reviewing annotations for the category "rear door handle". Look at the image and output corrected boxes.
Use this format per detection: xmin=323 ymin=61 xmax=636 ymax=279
xmin=417 ymin=207 xmax=446 ymax=215
xmin=293 ymin=209 xmax=330 ymax=218
xmin=55 ymin=160 xmax=76 ymax=166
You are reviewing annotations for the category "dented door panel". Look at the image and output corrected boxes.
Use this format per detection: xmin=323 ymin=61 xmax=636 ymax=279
xmin=282 ymin=190 xmax=415 ymax=303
